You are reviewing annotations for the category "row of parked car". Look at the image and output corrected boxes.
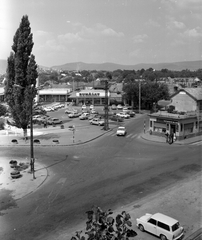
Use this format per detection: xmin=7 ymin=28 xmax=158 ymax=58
xmin=42 ymin=103 xmax=65 ymax=112
xmin=32 ymin=115 xmax=63 ymax=125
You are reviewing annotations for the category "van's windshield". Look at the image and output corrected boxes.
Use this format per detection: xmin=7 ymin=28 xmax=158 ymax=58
xmin=172 ymin=222 xmax=180 ymax=231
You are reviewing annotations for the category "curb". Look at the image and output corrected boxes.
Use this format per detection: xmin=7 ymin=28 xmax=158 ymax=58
xmin=184 ymin=228 xmax=202 ymax=240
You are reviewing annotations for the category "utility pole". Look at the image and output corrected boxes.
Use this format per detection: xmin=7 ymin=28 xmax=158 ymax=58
xmin=30 ymin=97 xmax=35 ymax=179
xmin=104 ymin=80 xmax=109 ymax=131
xmin=139 ymin=79 xmax=141 ymax=114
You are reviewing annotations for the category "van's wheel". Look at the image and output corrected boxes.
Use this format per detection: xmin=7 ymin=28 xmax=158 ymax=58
xmin=160 ymin=234 xmax=167 ymax=240
xmin=139 ymin=224 xmax=144 ymax=232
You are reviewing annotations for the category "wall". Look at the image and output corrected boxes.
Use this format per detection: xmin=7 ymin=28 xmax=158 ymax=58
xmin=171 ymin=92 xmax=196 ymax=112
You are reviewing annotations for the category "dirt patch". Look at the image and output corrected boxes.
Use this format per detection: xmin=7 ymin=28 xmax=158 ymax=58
xmin=35 ymin=133 xmax=60 ymax=140
xmin=0 ymin=188 xmax=18 ymax=214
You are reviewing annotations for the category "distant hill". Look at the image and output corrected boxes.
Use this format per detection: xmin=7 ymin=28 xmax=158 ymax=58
xmin=0 ymin=59 xmax=201 ymax=74
xmin=51 ymin=60 xmax=202 ymax=71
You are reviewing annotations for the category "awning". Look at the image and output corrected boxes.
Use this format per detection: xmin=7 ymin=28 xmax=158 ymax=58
xmin=157 ymin=100 xmax=172 ymax=107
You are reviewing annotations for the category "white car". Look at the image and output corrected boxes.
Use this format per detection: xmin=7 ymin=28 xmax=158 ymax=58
xmin=89 ymin=118 xmax=105 ymax=126
xmin=81 ymin=105 xmax=87 ymax=110
xmin=117 ymin=104 xmax=123 ymax=110
xmin=136 ymin=213 xmax=184 ymax=240
xmin=116 ymin=126 xmax=127 ymax=136
xmin=89 ymin=105 xmax=94 ymax=110
xmin=116 ymin=112 xmax=130 ymax=119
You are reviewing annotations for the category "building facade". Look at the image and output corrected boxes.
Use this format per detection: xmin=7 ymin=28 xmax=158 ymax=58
xmin=149 ymin=88 xmax=202 ymax=140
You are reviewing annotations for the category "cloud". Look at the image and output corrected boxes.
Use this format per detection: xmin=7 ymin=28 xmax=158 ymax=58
xmin=169 ymin=0 xmax=202 ymax=9
xmin=184 ymin=28 xmax=202 ymax=38
xmin=133 ymin=34 xmax=148 ymax=43
xmin=35 ymin=30 xmax=51 ymax=36
xmin=146 ymin=19 xmax=161 ymax=28
xmin=95 ymin=23 xmax=124 ymax=37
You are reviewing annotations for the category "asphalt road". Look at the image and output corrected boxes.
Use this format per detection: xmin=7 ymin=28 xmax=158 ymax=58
xmin=0 ymin=113 xmax=201 ymax=240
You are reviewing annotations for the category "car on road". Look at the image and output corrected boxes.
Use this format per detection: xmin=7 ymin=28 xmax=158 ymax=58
xmin=116 ymin=126 xmax=127 ymax=136
xmin=109 ymin=115 xmax=124 ymax=122
xmin=89 ymin=118 xmax=105 ymax=126
xmin=136 ymin=213 xmax=184 ymax=240
xmin=116 ymin=112 xmax=130 ymax=119
xmin=47 ymin=118 xmax=63 ymax=125
xmin=127 ymin=110 xmax=136 ymax=117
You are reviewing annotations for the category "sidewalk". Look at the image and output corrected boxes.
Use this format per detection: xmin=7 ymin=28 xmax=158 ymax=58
xmin=141 ymin=131 xmax=202 ymax=145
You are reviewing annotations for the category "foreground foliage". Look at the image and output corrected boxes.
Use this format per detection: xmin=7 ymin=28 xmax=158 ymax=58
xmin=71 ymin=206 xmax=137 ymax=240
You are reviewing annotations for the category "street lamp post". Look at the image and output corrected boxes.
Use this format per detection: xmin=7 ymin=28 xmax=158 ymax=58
xmin=139 ymin=76 xmax=142 ymax=114
xmin=30 ymin=98 xmax=35 ymax=179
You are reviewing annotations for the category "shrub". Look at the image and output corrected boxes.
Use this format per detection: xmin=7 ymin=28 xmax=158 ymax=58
xmin=0 ymin=118 xmax=5 ymax=130
xmin=71 ymin=206 xmax=137 ymax=240
xmin=0 ymin=104 xmax=7 ymax=117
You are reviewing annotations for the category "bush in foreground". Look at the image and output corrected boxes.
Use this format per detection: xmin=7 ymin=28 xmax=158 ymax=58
xmin=71 ymin=206 xmax=137 ymax=240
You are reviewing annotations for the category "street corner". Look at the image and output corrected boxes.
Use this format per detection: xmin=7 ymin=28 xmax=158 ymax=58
xmin=0 ymin=159 xmax=48 ymax=201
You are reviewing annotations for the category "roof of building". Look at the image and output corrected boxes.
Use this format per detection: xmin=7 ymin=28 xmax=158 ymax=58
xmin=171 ymin=87 xmax=202 ymax=101
xmin=38 ymin=88 xmax=71 ymax=95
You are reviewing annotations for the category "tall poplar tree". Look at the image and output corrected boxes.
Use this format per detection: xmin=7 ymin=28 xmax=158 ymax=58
xmin=4 ymin=15 xmax=38 ymax=137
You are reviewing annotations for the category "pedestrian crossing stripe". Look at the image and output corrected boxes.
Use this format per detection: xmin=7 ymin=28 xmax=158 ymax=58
xmin=106 ymin=132 xmax=138 ymax=139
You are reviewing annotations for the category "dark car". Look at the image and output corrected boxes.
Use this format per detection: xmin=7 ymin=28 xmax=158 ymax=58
xmin=109 ymin=115 xmax=124 ymax=122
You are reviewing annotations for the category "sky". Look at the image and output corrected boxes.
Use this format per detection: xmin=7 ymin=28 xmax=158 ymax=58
xmin=0 ymin=0 xmax=202 ymax=67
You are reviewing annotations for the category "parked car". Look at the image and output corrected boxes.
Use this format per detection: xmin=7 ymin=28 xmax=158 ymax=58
xmin=65 ymin=108 xmax=77 ymax=114
xmin=68 ymin=112 xmax=80 ymax=118
xmin=117 ymin=104 xmax=123 ymax=110
xmin=37 ymin=115 xmax=50 ymax=124
xmin=91 ymin=109 xmax=98 ymax=114
xmin=47 ymin=118 xmax=63 ymax=125
xmin=116 ymin=112 xmax=130 ymax=119
xmin=89 ymin=105 xmax=94 ymax=110
xmin=111 ymin=104 xmax=117 ymax=110
xmin=89 ymin=118 xmax=105 ymax=126
xmin=123 ymin=110 xmax=136 ymax=117
xmin=136 ymin=213 xmax=184 ymax=240
xmin=79 ymin=113 xmax=89 ymax=120
xmin=82 ymin=105 xmax=87 ymax=110
xmin=123 ymin=107 xmax=128 ymax=111
xmin=109 ymin=115 xmax=124 ymax=122
xmin=116 ymin=126 xmax=127 ymax=136
xmin=88 ymin=114 xmax=100 ymax=120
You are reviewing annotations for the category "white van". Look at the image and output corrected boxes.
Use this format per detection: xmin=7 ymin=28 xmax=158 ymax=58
xmin=136 ymin=213 xmax=184 ymax=240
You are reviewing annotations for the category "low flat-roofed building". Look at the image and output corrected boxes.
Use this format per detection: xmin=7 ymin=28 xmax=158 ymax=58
xmin=149 ymin=87 xmax=202 ymax=140
xmin=38 ymin=88 xmax=71 ymax=102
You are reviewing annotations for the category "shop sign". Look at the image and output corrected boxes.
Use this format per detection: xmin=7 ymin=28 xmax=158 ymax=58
xmin=79 ymin=92 xmax=100 ymax=96
xmin=164 ymin=120 xmax=178 ymax=124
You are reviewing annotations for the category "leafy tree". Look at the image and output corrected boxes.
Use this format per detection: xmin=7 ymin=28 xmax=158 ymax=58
xmin=4 ymin=15 xmax=38 ymax=137
xmin=0 ymin=104 xmax=7 ymax=116
xmin=71 ymin=206 xmax=137 ymax=240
